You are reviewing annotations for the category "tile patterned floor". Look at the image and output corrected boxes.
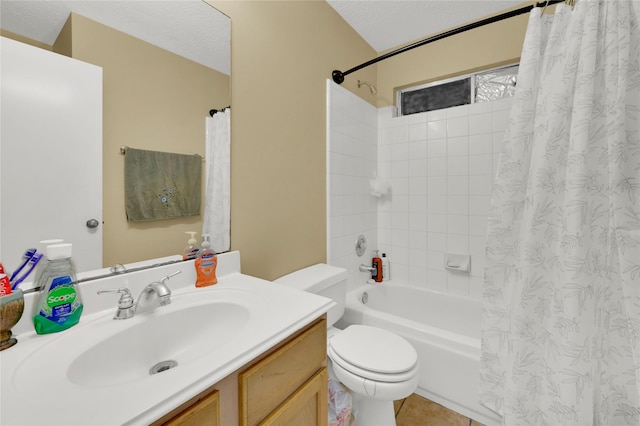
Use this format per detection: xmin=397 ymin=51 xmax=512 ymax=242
xmin=394 ymin=394 xmax=485 ymax=426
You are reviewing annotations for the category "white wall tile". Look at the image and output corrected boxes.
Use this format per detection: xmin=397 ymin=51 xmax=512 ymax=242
xmin=447 ymin=116 xmax=468 ymax=137
xmin=427 ymin=215 xmax=447 ymax=234
xmin=427 ymin=138 xmax=447 ymax=157
xmin=469 ymin=154 xmax=493 ymax=176
xmin=427 ymin=158 xmax=447 ymax=176
xmin=447 ymin=272 xmax=469 ymax=296
xmin=428 ymin=120 xmax=447 ymax=139
xmin=447 ymin=136 xmax=469 ymax=156
xmin=409 ymin=122 xmax=427 ymax=141
xmin=447 ymin=156 xmax=468 ymax=176
xmin=427 ymin=176 xmax=447 ymax=195
xmin=426 ymin=232 xmax=446 ymax=251
xmin=468 ymin=101 xmax=492 ymax=115
xmin=469 ymin=235 xmax=486 ymax=256
xmin=408 ymin=140 xmax=428 ymax=159
xmin=331 ymin=85 xmax=513 ymax=300
xmin=469 ymin=215 xmax=488 ymax=236
xmin=492 ymin=109 xmax=510 ymax=133
xmin=447 ymin=214 xmax=469 ymax=235
xmin=447 ymin=234 xmax=469 ymax=252
xmin=427 ymin=195 xmax=447 ymax=214
xmin=447 ymin=176 xmax=469 ymax=195
xmin=468 ymin=112 xmax=492 ymax=135
xmin=469 ymin=195 xmax=491 ymax=216
xmin=447 ymin=195 xmax=469 ymax=215
xmin=447 ymin=104 xmax=469 ymax=118
xmin=469 ymin=175 xmax=494 ymax=195
xmin=469 ymin=133 xmax=493 ymax=155
xmin=409 ymin=158 xmax=428 ymax=178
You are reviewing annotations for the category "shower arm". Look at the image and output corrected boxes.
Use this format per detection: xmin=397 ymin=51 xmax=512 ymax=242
xmin=332 ymin=0 xmax=566 ymax=84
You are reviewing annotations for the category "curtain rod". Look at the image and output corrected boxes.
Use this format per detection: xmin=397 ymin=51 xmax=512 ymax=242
xmin=209 ymin=106 xmax=230 ymax=116
xmin=332 ymin=0 xmax=566 ymax=84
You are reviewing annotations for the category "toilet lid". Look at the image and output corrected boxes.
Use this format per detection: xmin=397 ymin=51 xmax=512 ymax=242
xmin=328 ymin=325 xmax=418 ymax=376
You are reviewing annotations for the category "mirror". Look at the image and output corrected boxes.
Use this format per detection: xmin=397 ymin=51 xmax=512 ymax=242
xmin=0 ymin=1 xmax=230 ymax=276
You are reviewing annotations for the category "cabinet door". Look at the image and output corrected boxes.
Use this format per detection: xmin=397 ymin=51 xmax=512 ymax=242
xmin=0 ymin=36 xmax=102 ymax=273
xmin=260 ymin=367 xmax=328 ymax=426
xmin=164 ymin=389 xmax=220 ymax=426
xmin=239 ymin=318 xmax=327 ymax=426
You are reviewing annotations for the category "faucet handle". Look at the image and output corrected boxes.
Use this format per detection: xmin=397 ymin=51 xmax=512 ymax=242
xmin=159 ymin=270 xmax=181 ymax=284
xmin=97 ymin=288 xmax=134 ymax=309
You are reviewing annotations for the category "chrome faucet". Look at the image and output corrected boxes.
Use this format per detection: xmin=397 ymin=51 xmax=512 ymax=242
xmin=359 ymin=264 xmax=376 ymax=273
xmin=97 ymin=288 xmax=135 ymax=320
xmin=98 ymin=270 xmax=181 ymax=319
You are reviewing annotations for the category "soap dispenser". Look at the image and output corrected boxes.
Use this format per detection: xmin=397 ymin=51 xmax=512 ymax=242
xmin=182 ymin=232 xmax=200 ymax=260
xmin=195 ymin=234 xmax=217 ymax=287
xmin=32 ymin=243 xmax=83 ymax=334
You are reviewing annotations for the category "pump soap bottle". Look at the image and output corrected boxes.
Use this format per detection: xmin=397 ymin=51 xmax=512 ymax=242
xmin=183 ymin=232 xmax=200 ymax=260
xmin=32 ymin=243 xmax=83 ymax=334
xmin=372 ymin=250 xmax=383 ymax=283
xmin=195 ymin=234 xmax=217 ymax=287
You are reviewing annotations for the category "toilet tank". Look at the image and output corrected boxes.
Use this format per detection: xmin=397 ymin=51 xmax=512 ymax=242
xmin=273 ymin=264 xmax=348 ymax=327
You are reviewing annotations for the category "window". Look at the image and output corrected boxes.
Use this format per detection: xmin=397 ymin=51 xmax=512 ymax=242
xmin=398 ymin=64 xmax=519 ymax=116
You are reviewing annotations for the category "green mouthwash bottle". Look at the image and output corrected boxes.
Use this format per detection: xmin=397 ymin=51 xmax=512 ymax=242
xmin=32 ymin=243 xmax=83 ymax=334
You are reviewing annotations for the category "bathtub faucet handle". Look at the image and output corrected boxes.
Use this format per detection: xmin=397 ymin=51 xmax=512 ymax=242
xmin=359 ymin=264 xmax=375 ymax=272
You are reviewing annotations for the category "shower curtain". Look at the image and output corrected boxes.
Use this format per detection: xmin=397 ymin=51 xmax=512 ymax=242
xmin=480 ymin=1 xmax=640 ymax=425
xmin=203 ymin=109 xmax=231 ymax=253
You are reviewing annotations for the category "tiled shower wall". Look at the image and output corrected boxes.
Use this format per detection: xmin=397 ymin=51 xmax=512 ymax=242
xmin=377 ymin=99 xmax=512 ymax=299
xmin=327 ymin=80 xmax=512 ymax=299
xmin=326 ymin=81 xmax=378 ymax=292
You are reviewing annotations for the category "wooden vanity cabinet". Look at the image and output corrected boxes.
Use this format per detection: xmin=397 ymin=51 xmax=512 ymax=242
xmin=154 ymin=316 xmax=327 ymax=426
xmin=162 ymin=389 xmax=220 ymax=426
xmin=239 ymin=317 xmax=327 ymax=426
xmin=153 ymin=388 xmax=220 ymax=426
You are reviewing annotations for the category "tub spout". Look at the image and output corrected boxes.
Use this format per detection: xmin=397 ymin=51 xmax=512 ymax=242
xmin=359 ymin=264 xmax=375 ymax=272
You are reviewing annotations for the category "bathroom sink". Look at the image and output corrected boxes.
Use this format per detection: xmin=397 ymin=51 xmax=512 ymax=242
xmin=12 ymin=288 xmax=264 ymax=391
xmin=67 ymin=301 xmax=249 ymax=387
xmin=1 ymin=252 xmax=335 ymax=426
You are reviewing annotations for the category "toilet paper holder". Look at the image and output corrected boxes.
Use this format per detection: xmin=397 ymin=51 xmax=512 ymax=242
xmin=444 ymin=253 xmax=471 ymax=273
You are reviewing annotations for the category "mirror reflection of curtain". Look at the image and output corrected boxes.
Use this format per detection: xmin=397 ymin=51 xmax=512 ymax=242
xmin=203 ymin=109 xmax=231 ymax=252
xmin=480 ymin=1 xmax=640 ymax=424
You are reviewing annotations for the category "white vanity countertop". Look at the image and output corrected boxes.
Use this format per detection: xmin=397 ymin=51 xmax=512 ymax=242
xmin=0 ymin=251 xmax=333 ymax=426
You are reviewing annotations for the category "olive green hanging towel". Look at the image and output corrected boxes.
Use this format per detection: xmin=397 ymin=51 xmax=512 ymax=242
xmin=124 ymin=147 xmax=201 ymax=221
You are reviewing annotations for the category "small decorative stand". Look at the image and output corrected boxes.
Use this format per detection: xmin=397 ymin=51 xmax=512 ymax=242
xmin=1 ymin=290 xmax=25 ymax=351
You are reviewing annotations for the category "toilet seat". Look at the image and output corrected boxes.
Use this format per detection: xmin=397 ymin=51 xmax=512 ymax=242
xmin=328 ymin=325 xmax=418 ymax=383
xmin=329 ymin=357 xmax=419 ymax=401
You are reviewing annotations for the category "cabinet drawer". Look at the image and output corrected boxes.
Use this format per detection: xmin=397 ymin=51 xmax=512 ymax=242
xmin=239 ymin=317 xmax=327 ymax=426
xmin=162 ymin=389 xmax=219 ymax=426
xmin=260 ymin=367 xmax=328 ymax=426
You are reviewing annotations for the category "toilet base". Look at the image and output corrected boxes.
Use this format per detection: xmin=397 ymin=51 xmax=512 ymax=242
xmin=352 ymin=394 xmax=396 ymax=426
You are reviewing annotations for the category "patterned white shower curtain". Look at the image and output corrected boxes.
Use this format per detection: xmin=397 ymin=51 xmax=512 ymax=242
xmin=203 ymin=109 xmax=231 ymax=253
xmin=480 ymin=1 xmax=640 ymax=425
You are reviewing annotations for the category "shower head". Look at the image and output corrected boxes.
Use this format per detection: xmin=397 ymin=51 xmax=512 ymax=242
xmin=357 ymin=80 xmax=378 ymax=95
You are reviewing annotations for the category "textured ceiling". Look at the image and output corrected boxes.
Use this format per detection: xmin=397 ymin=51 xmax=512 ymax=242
xmin=327 ymin=0 xmax=525 ymax=53
xmin=1 ymin=1 xmax=528 ymax=76
xmin=0 ymin=0 xmax=230 ymax=75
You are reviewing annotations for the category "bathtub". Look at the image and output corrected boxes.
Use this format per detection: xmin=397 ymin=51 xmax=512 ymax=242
xmin=338 ymin=282 xmax=501 ymax=426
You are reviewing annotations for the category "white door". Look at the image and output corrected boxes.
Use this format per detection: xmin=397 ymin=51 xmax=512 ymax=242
xmin=0 ymin=37 xmax=102 ymax=275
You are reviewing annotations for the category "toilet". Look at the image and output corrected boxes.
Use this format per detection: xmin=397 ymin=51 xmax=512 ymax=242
xmin=274 ymin=264 xmax=419 ymax=425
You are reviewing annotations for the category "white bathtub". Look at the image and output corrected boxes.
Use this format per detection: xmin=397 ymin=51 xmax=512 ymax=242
xmin=338 ymin=282 xmax=501 ymax=426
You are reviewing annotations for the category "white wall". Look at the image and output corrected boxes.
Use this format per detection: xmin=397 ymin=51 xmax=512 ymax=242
xmin=377 ymin=99 xmax=512 ymax=299
xmin=326 ymin=81 xmax=378 ymax=292
xmin=327 ymin=80 xmax=512 ymax=300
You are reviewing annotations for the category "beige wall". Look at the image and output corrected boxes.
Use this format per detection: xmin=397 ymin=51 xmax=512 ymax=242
xmin=54 ymin=13 xmax=230 ymax=267
xmin=211 ymin=1 xmax=533 ymax=280
xmin=4 ymin=2 xmax=533 ymax=281
xmin=376 ymin=2 xmax=535 ymax=107
xmin=211 ymin=0 xmax=376 ymax=280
